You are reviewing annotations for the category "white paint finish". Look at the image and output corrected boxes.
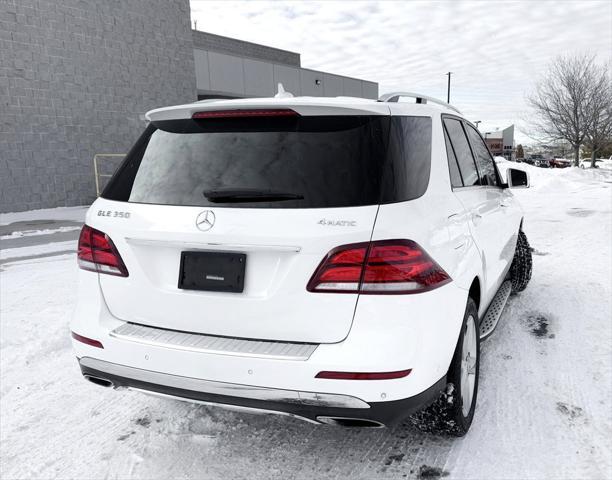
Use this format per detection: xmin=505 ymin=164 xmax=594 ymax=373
xmin=91 ymin=199 xmax=379 ymax=344
xmin=71 ymin=272 xmax=466 ymax=402
xmin=72 ymin=96 xmax=525 ymax=414
xmin=146 ymin=96 xmax=392 ymax=121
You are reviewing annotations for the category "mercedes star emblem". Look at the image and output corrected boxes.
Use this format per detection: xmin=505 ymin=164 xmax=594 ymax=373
xmin=196 ymin=210 xmax=215 ymax=231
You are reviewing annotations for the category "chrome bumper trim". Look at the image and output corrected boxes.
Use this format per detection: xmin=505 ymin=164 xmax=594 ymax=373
xmin=130 ymin=388 xmax=321 ymax=424
xmin=80 ymin=357 xmax=370 ymax=409
xmin=110 ymin=323 xmax=318 ymax=361
xmin=125 ymin=237 xmax=301 ymax=253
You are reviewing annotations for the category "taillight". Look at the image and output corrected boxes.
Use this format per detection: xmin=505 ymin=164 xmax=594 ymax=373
xmin=192 ymin=109 xmax=298 ymax=119
xmin=307 ymin=239 xmax=450 ymax=294
xmin=77 ymin=225 xmax=128 ymax=277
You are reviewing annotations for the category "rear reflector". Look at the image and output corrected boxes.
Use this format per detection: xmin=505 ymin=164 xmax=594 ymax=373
xmin=71 ymin=331 xmax=104 ymax=349
xmin=307 ymin=239 xmax=450 ymax=294
xmin=77 ymin=225 xmax=128 ymax=277
xmin=315 ymin=369 xmax=412 ymax=380
xmin=192 ymin=109 xmax=298 ymax=119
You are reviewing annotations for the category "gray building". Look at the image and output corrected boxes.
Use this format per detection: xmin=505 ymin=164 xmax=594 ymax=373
xmin=192 ymin=31 xmax=378 ymax=100
xmin=0 ymin=1 xmax=377 ymax=213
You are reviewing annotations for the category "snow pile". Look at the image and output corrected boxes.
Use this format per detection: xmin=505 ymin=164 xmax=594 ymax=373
xmin=497 ymin=160 xmax=612 ymax=191
xmin=0 ymin=205 xmax=87 ymax=226
xmin=1 ymin=226 xmax=82 ymax=240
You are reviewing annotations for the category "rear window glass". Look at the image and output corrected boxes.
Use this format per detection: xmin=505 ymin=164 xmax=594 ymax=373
xmin=103 ymin=115 xmax=432 ymax=209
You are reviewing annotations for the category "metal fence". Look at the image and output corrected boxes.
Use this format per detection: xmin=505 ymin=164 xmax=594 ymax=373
xmin=93 ymin=154 xmax=126 ymax=196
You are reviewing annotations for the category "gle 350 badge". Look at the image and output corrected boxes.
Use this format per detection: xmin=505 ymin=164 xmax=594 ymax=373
xmin=97 ymin=210 xmax=131 ymax=219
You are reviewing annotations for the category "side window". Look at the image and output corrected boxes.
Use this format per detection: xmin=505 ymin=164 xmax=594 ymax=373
xmin=465 ymin=124 xmax=498 ymax=186
xmin=443 ymin=124 xmax=463 ymax=188
xmin=443 ymin=118 xmax=480 ymax=186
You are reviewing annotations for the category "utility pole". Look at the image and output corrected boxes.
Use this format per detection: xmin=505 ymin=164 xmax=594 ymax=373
xmin=445 ymin=72 xmax=453 ymax=103
xmin=474 ymin=120 xmax=481 ymax=129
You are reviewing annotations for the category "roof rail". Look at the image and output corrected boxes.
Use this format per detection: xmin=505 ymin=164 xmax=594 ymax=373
xmin=379 ymin=92 xmax=462 ymax=114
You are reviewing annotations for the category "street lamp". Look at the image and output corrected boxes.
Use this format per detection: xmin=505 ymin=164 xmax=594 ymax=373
xmin=474 ymin=121 xmax=481 ymax=129
xmin=445 ymin=72 xmax=453 ymax=103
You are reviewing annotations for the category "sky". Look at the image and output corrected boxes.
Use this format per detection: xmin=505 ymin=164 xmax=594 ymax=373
xmin=190 ymin=1 xmax=612 ymax=144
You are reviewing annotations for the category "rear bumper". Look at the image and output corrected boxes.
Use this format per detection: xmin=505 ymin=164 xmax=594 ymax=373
xmin=79 ymin=357 xmax=445 ymax=426
xmin=72 ymin=270 xmax=468 ymax=404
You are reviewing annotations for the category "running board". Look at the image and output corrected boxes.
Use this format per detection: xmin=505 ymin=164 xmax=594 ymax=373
xmin=479 ymin=281 xmax=512 ymax=340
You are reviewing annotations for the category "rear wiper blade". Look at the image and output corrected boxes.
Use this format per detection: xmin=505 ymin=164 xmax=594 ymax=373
xmin=203 ymin=188 xmax=304 ymax=203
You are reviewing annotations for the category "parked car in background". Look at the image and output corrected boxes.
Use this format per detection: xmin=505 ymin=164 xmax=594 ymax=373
xmin=550 ymin=158 xmax=571 ymax=168
xmin=535 ymin=157 xmax=550 ymax=168
xmin=515 ymin=157 xmax=525 ymax=163
xmin=580 ymin=158 xmax=604 ymax=169
xmin=525 ymin=154 xmax=545 ymax=166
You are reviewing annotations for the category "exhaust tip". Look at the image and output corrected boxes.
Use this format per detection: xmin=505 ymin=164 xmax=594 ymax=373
xmin=84 ymin=375 xmax=114 ymax=388
xmin=316 ymin=416 xmax=384 ymax=428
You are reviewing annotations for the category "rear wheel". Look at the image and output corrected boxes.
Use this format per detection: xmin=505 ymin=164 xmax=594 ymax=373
xmin=509 ymin=230 xmax=532 ymax=293
xmin=408 ymin=298 xmax=480 ymax=436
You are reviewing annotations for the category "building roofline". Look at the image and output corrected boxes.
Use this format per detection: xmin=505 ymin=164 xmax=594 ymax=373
xmin=192 ymin=30 xmax=300 ymax=67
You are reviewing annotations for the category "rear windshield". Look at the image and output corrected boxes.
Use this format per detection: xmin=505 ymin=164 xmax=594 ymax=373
xmin=103 ymin=115 xmax=431 ymax=209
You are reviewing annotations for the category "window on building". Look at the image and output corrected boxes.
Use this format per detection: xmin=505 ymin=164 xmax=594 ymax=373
xmin=465 ymin=124 xmax=499 ymax=186
xmin=443 ymin=118 xmax=480 ymax=187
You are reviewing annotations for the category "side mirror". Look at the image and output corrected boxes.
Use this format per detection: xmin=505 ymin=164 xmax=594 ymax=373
xmin=506 ymin=168 xmax=529 ymax=188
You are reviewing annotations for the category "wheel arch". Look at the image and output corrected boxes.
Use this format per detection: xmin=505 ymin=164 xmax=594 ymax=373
xmin=468 ymin=277 xmax=481 ymax=312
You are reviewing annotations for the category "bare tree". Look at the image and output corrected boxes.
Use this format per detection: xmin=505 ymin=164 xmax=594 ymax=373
xmin=527 ymin=54 xmax=609 ymax=166
xmin=584 ymin=72 xmax=612 ymax=167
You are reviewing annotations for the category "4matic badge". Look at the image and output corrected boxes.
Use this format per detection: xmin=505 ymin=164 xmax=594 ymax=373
xmin=317 ymin=218 xmax=357 ymax=227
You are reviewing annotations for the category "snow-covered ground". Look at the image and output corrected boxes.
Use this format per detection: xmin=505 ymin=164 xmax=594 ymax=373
xmin=1 ymin=166 xmax=611 ymax=480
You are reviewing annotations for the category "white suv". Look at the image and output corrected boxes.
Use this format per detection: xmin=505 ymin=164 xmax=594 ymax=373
xmin=71 ymin=92 xmax=532 ymax=435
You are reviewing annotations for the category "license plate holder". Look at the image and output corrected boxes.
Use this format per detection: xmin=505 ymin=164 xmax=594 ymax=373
xmin=179 ymin=251 xmax=246 ymax=293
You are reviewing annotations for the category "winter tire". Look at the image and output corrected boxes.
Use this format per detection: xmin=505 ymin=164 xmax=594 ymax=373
xmin=408 ymin=298 xmax=480 ymax=437
xmin=509 ymin=230 xmax=532 ymax=293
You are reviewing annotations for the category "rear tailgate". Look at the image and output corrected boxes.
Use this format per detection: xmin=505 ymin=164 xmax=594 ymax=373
xmin=95 ymin=105 xmax=391 ymax=344
xmin=92 ymin=201 xmax=378 ymax=344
